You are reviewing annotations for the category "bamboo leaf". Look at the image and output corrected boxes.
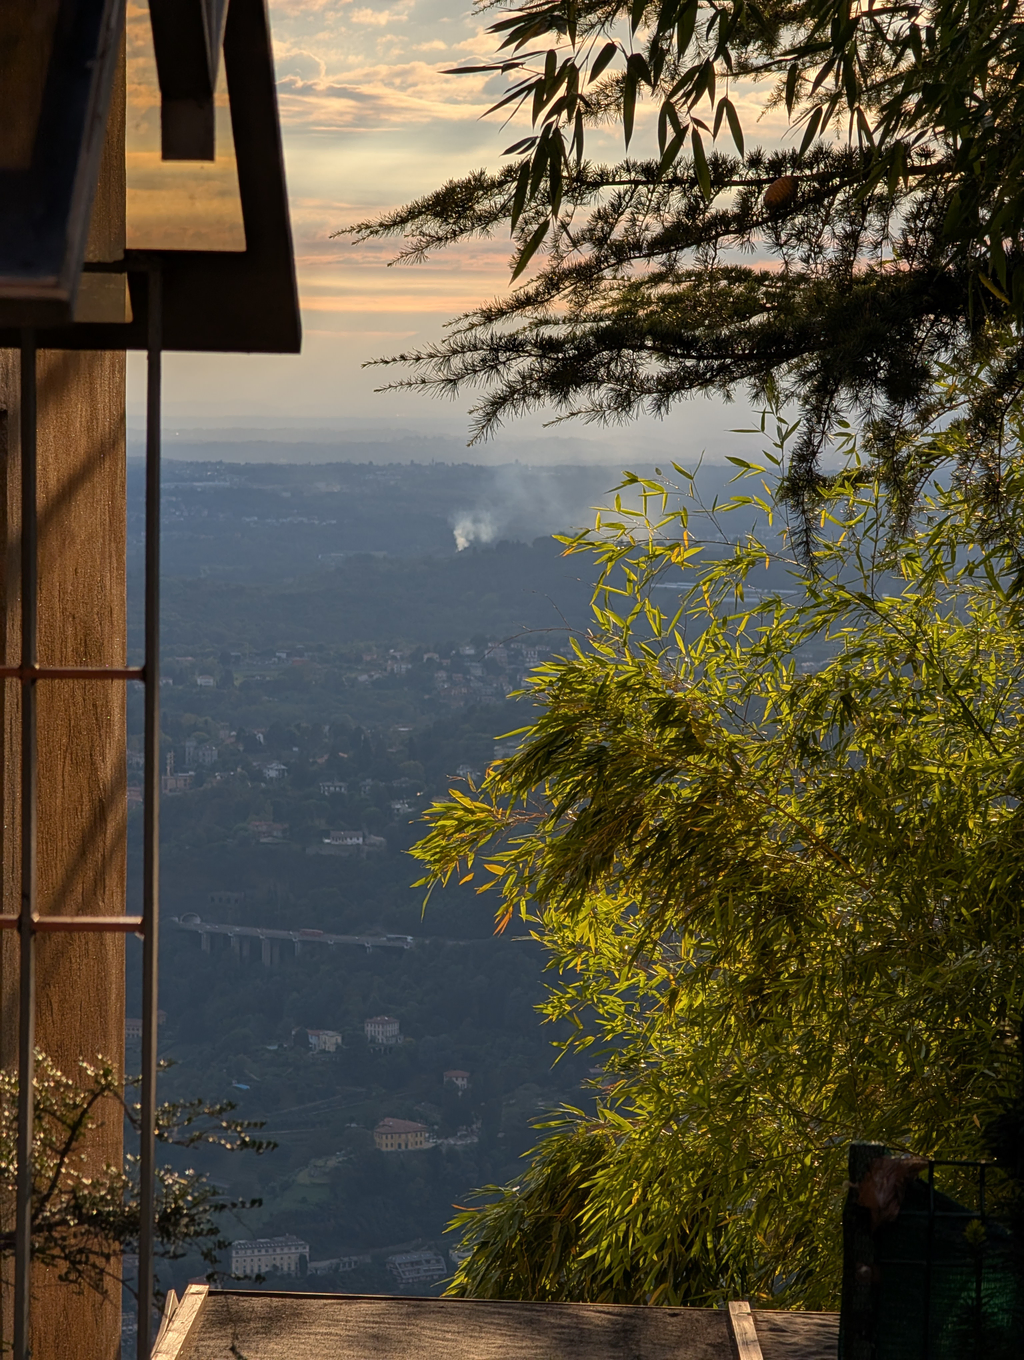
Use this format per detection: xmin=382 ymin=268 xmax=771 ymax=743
xmin=590 ymin=41 xmax=619 ymax=83
xmin=511 ymin=217 xmax=551 ymax=281
xmin=691 ymin=125 xmax=712 ymax=200
xmin=724 ymin=97 xmax=744 ymax=156
xmin=675 ymin=0 xmax=698 ymax=54
xmin=658 ymin=129 xmax=686 ymax=175
xmin=623 ymin=71 xmax=638 ymax=146
xmin=510 ymin=157 xmax=531 ymax=230
xmin=799 ymin=106 xmax=823 ymax=156
xmin=785 ymin=61 xmax=799 ymax=114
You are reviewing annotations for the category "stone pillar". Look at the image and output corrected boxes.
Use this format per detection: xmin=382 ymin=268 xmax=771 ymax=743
xmin=0 ymin=49 xmax=126 ymax=1360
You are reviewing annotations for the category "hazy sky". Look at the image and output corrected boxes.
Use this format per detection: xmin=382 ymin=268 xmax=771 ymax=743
xmin=129 ymin=0 xmax=787 ymax=463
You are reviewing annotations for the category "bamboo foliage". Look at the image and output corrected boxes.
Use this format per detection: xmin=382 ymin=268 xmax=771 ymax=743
xmin=412 ymin=403 xmax=1024 ymax=1305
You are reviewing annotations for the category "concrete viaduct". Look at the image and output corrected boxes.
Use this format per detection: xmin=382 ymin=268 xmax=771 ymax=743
xmin=173 ymin=914 xmax=415 ymax=967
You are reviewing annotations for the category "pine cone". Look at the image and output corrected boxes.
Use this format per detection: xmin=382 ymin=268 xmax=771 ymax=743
xmin=764 ymin=175 xmax=798 ymax=214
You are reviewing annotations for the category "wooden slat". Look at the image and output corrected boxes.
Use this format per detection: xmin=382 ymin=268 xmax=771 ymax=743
xmin=179 ymin=1293 xmax=735 ymax=1360
xmin=749 ymin=1311 xmax=838 ymax=1360
xmin=152 ymin=1284 xmax=209 ymax=1359
xmin=728 ymin=1301 xmax=764 ymax=1360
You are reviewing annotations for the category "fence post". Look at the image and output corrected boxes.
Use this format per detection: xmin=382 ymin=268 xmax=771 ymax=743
xmin=840 ymin=1141 xmax=887 ymax=1360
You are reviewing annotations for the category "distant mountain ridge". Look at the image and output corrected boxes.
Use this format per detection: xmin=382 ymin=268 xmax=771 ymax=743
xmin=130 ymin=429 xmax=666 ymax=468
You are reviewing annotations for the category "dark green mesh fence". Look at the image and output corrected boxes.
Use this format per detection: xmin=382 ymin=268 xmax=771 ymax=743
xmin=840 ymin=1142 xmax=1024 ymax=1360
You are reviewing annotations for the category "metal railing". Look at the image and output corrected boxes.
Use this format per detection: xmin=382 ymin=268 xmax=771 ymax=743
xmin=841 ymin=1142 xmax=1022 ymax=1360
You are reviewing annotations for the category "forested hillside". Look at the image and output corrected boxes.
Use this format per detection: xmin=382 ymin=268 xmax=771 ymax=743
xmin=135 ymin=460 xmax=648 ymax=1298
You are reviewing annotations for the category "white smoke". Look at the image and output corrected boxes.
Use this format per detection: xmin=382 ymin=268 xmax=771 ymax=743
xmin=451 ymin=510 xmax=498 ymax=551
xmin=449 ymin=464 xmax=648 ymax=551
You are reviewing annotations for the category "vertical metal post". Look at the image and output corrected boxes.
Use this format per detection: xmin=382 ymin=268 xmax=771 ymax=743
xmin=922 ymin=1160 xmax=935 ymax=1360
xmin=138 ymin=269 xmax=162 ymax=1360
xmin=14 ymin=331 xmax=38 ymax=1360
xmin=975 ymin=1164 xmax=985 ymax=1355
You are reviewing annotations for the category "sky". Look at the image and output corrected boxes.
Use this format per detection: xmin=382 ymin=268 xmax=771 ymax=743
xmin=124 ymin=0 xmax=788 ymax=463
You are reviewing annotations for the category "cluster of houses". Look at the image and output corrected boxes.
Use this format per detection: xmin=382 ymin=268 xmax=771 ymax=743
xmin=133 ymin=639 xmax=551 ymax=805
xmin=371 ymin=1069 xmax=472 ymax=1152
xmin=347 ymin=640 xmax=547 ymax=708
xmin=310 ymin=829 xmax=387 ymax=857
xmin=229 ymin=1235 xmax=368 ymax=1280
xmin=430 ymin=640 xmax=544 ymax=709
xmin=299 ymin=1017 xmax=470 ymax=1091
xmin=178 ymin=820 xmax=388 ymax=854
xmin=295 ymin=1016 xmax=406 ymax=1054
xmin=228 ymin=1236 xmax=451 ymax=1289
xmin=171 ymin=638 xmax=546 ymax=711
xmin=126 ymin=723 xmax=236 ymax=803
xmin=126 ymin=636 xmax=549 ymax=812
xmin=226 ymin=1059 xmax=474 ymax=1288
xmin=298 ymin=1029 xmax=474 ymax=1155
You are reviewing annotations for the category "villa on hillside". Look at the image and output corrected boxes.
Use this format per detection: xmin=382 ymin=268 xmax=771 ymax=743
xmin=311 ymin=829 xmax=387 ymax=857
xmin=365 ymin=1015 xmax=401 ymax=1047
xmin=230 ymin=1235 xmax=310 ymax=1278
xmin=249 ymin=820 xmax=288 ymax=842
xmin=387 ymin=1250 xmax=446 ymax=1285
xmin=125 ymin=1011 xmax=166 ymax=1041
xmin=307 ymin=1029 xmax=342 ymax=1054
xmin=374 ymin=1118 xmax=428 ymax=1151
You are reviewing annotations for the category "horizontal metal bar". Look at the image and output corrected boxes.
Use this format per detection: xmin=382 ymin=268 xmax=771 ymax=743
xmin=926 ymin=1158 xmax=994 ymax=1168
xmin=897 ymin=1209 xmax=985 ymax=1219
xmin=0 ymin=916 xmax=144 ymax=933
xmin=0 ymin=665 xmax=144 ymax=681
xmin=879 ymin=1257 xmax=1004 ymax=1268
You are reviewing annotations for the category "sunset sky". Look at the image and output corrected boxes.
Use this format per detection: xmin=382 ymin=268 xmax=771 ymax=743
xmin=128 ymin=0 xmax=788 ymax=461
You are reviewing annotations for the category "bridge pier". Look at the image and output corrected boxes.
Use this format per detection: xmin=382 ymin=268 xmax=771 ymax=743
xmin=242 ymin=937 xmax=251 ymax=962
xmin=261 ymin=938 xmax=272 ymax=968
xmin=201 ymin=931 xmax=211 ymax=954
xmin=230 ymin=934 xmax=240 ymax=961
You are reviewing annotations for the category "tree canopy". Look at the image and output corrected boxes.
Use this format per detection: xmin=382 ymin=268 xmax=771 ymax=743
xmin=410 ymin=401 xmax=1024 ymax=1305
xmin=349 ymin=0 xmax=1024 ymax=507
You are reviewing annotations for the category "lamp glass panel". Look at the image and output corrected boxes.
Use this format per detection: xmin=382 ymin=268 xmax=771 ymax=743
xmin=125 ymin=1 xmax=245 ymax=250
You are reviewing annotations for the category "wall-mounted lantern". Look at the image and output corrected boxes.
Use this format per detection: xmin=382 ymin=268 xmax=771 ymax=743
xmin=0 ymin=0 xmax=124 ymax=328
xmin=0 ymin=0 xmax=300 ymax=352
